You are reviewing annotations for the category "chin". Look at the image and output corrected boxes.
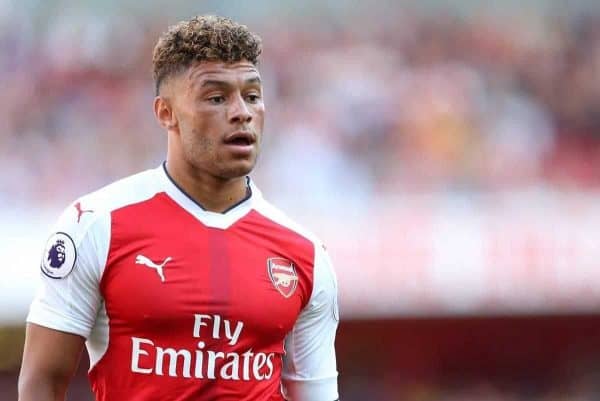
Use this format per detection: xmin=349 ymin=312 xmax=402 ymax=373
xmin=219 ymin=161 xmax=256 ymax=179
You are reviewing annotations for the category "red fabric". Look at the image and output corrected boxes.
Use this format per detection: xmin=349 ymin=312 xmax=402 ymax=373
xmin=89 ymin=193 xmax=315 ymax=401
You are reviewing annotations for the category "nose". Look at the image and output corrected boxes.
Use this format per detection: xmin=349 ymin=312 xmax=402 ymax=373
xmin=228 ymin=94 xmax=252 ymax=124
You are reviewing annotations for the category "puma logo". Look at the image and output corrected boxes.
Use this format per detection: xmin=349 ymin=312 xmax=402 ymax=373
xmin=74 ymin=202 xmax=94 ymax=223
xmin=135 ymin=255 xmax=172 ymax=283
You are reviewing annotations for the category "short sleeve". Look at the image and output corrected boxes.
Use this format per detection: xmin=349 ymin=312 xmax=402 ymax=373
xmin=282 ymin=243 xmax=339 ymax=401
xmin=26 ymin=200 xmax=109 ymax=338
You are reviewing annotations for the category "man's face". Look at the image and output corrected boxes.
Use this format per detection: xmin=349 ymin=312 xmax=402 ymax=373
xmin=167 ymin=60 xmax=264 ymax=180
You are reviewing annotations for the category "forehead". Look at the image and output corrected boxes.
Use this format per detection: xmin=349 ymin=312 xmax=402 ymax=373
xmin=186 ymin=60 xmax=261 ymax=88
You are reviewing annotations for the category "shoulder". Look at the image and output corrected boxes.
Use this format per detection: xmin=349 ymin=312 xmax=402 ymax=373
xmin=252 ymin=195 xmax=337 ymax=284
xmin=41 ymin=168 xmax=161 ymax=278
xmin=252 ymin=196 xmax=325 ymax=250
xmin=49 ymin=168 xmax=161 ymax=245
xmin=75 ymin=168 xmax=162 ymax=216
xmin=252 ymin=196 xmax=337 ymax=312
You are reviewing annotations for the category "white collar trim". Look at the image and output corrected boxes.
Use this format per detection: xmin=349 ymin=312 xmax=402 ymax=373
xmin=155 ymin=164 xmax=261 ymax=229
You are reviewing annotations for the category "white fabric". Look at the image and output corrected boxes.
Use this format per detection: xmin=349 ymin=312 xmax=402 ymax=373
xmin=27 ymin=204 xmax=109 ymax=338
xmin=87 ymin=302 xmax=110 ymax=369
xmin=280 ymin=244 xmax=339 ymax=401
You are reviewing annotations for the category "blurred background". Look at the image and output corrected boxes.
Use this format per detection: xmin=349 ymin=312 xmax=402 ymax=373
xmin=2 ymin=0 xmax=600 ymax=399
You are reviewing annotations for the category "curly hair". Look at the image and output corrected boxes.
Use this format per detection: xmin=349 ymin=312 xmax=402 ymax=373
xmin=152 ymin=15 xmax=262 ymax=95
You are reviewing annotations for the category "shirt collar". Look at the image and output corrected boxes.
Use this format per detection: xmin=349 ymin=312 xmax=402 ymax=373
xmin=155 ymin=163 xmax=261 ymax=229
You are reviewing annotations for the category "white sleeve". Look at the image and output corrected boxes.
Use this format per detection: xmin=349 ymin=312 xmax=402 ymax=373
xmin=282 ymin=243 xmax=340 ymax=401
xmin=26 ymin=200 xmax=109 ymax=338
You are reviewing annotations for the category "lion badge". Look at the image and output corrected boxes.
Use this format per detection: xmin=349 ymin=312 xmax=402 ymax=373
xmin=41 ymin=232 xmax=77 ymax=279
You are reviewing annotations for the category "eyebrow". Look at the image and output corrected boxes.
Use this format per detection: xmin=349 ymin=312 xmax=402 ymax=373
xmin=200 ymin=76 xmax=262 ymax=88
xmin=245 ymin=77 xmax=262 ymax=85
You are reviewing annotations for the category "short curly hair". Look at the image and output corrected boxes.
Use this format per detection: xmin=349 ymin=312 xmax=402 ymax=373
xmin=152 ymin=15 xmax=262 ymax=95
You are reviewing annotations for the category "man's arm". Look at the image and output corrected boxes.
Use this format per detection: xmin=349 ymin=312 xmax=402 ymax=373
xmin=18 ymin=323 xmax=86 ymax=401
xmin=21 ymin=200 xmax=107 ymax=400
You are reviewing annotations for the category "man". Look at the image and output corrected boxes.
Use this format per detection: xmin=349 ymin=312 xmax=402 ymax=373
xmin=18 ymin=15 xmax=339 ymax=401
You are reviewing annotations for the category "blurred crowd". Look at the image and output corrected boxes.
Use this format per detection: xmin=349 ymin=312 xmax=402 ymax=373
xmin=347 ymin=377 xmax=600 ymax=401
xmin=1 ymin=6 xmax=600 ymax=210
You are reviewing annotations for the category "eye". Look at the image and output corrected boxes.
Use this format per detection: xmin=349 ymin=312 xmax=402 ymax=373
xmin=208 ymin=95 xmax=225 ymax=104
xmin=245 ymin=94 xmax=261 ymax=103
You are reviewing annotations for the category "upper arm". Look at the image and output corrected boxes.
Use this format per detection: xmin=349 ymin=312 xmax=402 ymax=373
xmin=19 ymin=200 xmax=109 ymax=399
xmin=27 ymin=200 xmax=108 ymax=337
xmin=282 ymin=243 xmax=340 ymax=401
xmin=18 ymin=323 xmax=86 ymax=399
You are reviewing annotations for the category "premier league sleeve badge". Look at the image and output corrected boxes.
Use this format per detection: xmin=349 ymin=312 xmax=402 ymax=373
xmin=41 ymin=232 xmax=77 ymax=279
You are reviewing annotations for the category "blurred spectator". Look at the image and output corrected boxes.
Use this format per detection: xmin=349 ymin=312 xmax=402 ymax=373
xmin=2 ymin=6 xmax=600 ymax=209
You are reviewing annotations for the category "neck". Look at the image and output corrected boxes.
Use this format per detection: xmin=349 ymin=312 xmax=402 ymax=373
xmin=164 ymin=161 xmax=249 ymax=214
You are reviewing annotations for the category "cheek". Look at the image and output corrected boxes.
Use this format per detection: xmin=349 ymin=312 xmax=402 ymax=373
xmin=253 ymin=107 xmax=265 ymax=132
xmin=255 ymin=104 xmax=265 ymax=121
xmin=185 ymin=128 xmax=214 ymax=154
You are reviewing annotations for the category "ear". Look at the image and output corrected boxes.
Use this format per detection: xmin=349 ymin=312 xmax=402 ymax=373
xmin=153 ymin=95 xmax=179 ymax=133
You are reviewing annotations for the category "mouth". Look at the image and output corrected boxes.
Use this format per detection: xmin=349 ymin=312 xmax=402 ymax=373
xmin=223 ymin=131 xmax=256 ymax=147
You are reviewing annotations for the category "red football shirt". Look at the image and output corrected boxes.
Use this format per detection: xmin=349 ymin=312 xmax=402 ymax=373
xmin=28 ymin=164 xmax=339 ymax=401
